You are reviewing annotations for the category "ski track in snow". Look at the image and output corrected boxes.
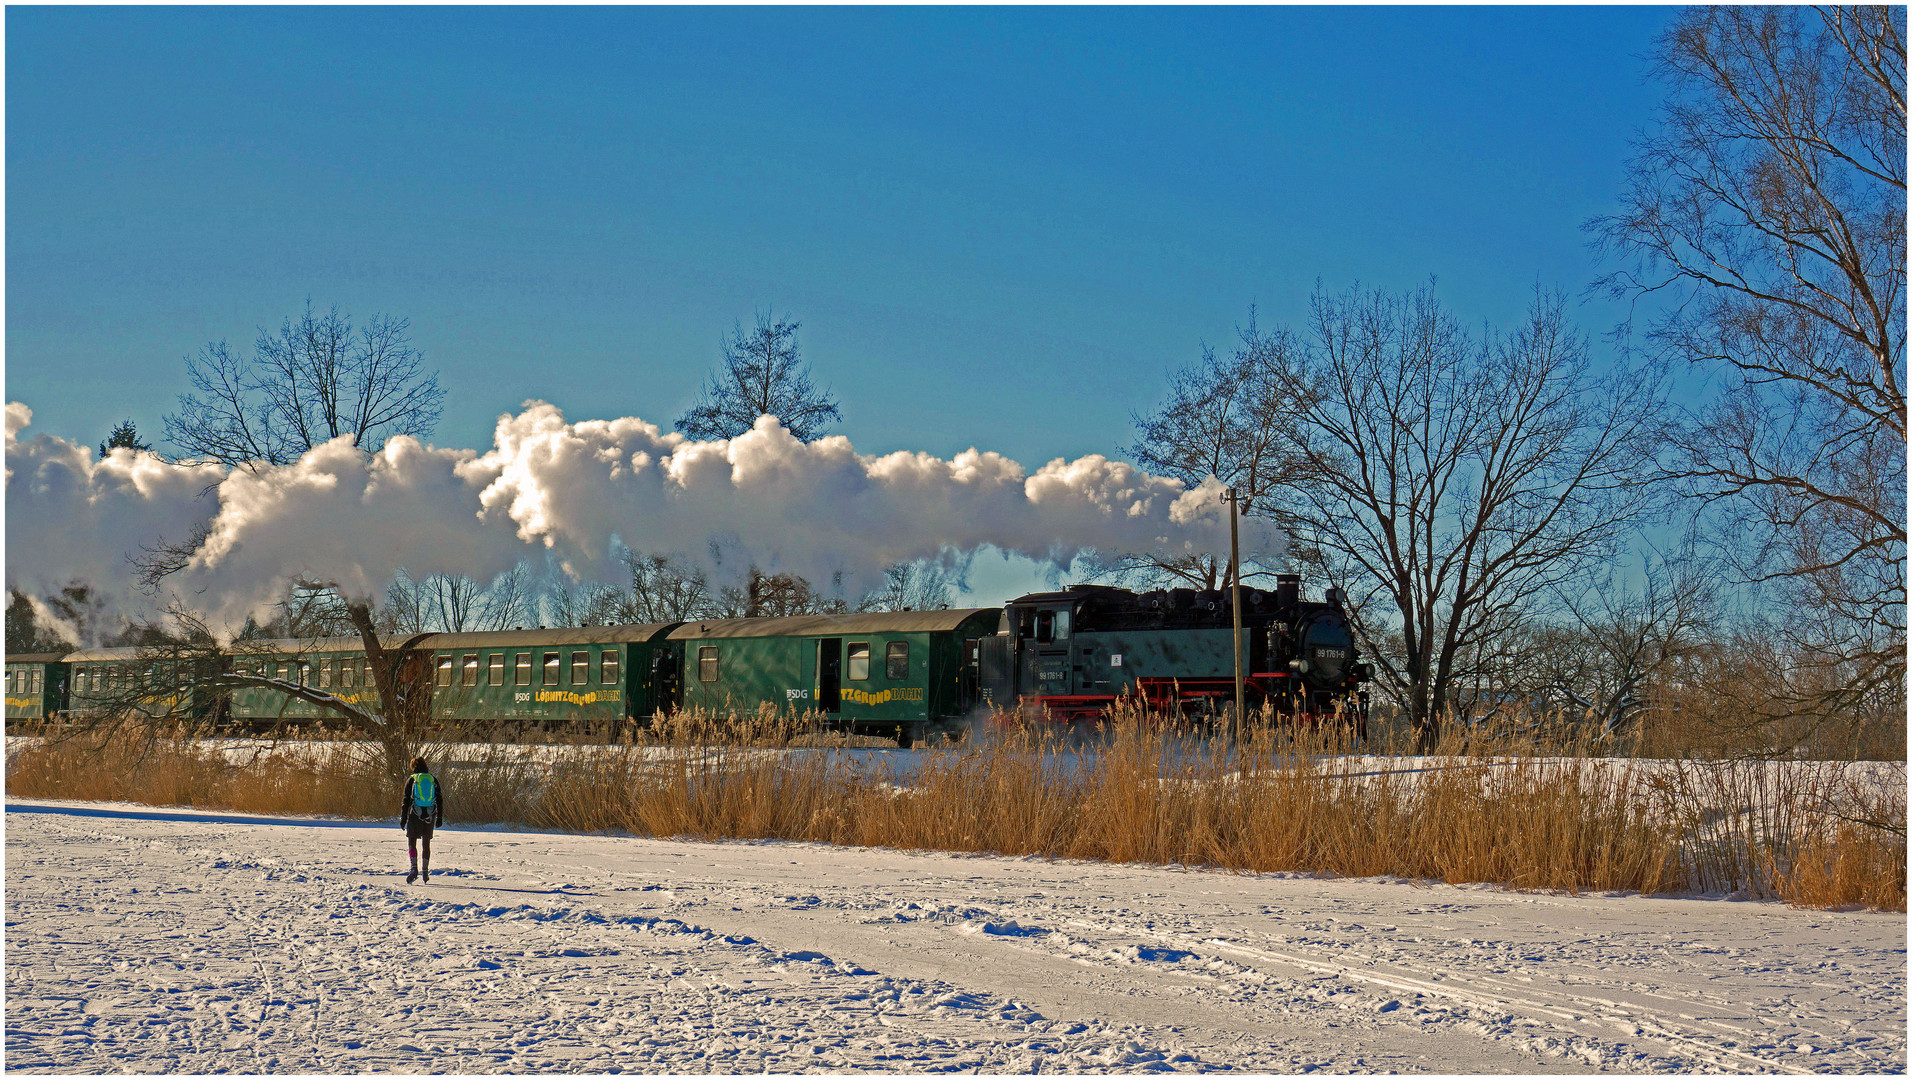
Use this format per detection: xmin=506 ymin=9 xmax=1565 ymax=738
xmin=4 ymin=800 xmax=1904 ymax=1074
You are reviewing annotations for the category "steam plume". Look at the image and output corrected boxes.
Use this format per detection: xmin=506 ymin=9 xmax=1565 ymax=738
xmin=7 ymin=401 xmax=1263 ymax=631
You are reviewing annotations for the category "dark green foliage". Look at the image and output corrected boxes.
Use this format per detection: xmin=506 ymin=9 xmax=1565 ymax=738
xmin=6 ymin=589 xmax=76 ymax=654
xmin=97 ymin=419 xmax=152 ymax=458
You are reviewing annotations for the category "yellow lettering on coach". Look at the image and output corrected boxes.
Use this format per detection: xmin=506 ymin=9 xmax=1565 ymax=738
xmin=840 ymin=687 xmax=925 ymax=706
xmin=530 ymin=689 xmax=623 ymax=706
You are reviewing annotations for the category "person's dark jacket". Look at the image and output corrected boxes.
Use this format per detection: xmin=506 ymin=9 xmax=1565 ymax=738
xmin=400 ymin=773 xmax=445 ymax=828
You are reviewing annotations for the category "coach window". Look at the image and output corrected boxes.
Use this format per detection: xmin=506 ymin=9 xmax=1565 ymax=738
xmin=543 ymin=652 xmax=560 ymax=685
xmin=30 ymin=669 xmax=42 ymax=694
xmin=601 ymin=650 xmax=620 ymax=686
xmin=276 ymin=661 xmax=290 ymax=682
xmin=435 ymin=657 xmax=453 ymax=687
xmin=847 ymin=643 xmax=870 ymax=681
xmin=488 ymin=654 xmax=505 ymax=687
xmin=342 ymin=659 xmax=355 ymax=688
xmin=515 ymin=653 xmax=532 ymax=686
xmin=698 ymin=646 xmax=719 ymax=682
xmin=886 ymin=641 xmax=910 ymax=680
xmin=571 ymin=651 xmax=589 ymax=684
xmin=461 ymin=654 xmax=477 ymax=687
xmin=318 ymin=660 xmax=333 ymax=689
xmin=5 ymin=669 xmax=13 ymax=692
xmin=298 ymin=661 xmax=310 ymax=687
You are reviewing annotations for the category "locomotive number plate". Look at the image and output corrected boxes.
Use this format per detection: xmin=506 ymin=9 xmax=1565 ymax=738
xmin=1315 ymin=648 xmax=1347 ymax=659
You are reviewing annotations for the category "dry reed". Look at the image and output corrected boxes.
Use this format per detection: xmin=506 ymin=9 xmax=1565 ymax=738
xmin=6 ymin=703 xmax=1902 ymax=911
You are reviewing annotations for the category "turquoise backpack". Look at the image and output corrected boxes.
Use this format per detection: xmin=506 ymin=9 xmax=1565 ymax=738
xmin=411 ymin=772 xmax=437 ymax=811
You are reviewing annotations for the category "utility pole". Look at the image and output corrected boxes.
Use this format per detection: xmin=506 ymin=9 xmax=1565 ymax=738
xmin=1227 ymin=487 xmax=1244 ymax=744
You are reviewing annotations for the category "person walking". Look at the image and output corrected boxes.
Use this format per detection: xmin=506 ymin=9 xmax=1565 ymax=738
xmin=401 ymin=756 xmax=445 ymax=884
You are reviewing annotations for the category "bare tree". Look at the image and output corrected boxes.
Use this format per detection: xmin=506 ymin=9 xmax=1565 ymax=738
xmin=714 ymin=568 xmax=846 ymax=619
xmin=676 ymin=311 xmax=840 ymax=441
xmin=1520 ymin=554 xmax=1718 ymax=739
xmin=266 ymin=583 xmax=360 ymax=639
xmin=1122 ymin=310 xmax=1316 ymax=590
xmin=166 ymin=301 xmax=446 ymax=470
xmin=381 ymin=565 xmax=539 ymax=633
xmin=482 ymin=564 xmax=536 ymax=630
xmin=1274 ymin=283 xmax=1662 ymax=749
xmin=379 ymin=571 xmax=433 ymax=635
xmin=133 ymin=547 xmax=431 ymax=782
xmin=1591 ymin=5 xmax=1906 ymax=705
xmin=545 ymin=577 xmax=622 ymax=629
xmin=612 ymin=552 xmax=718 ymax=623
xmin=859 ymin=561 xmax=955 ymax=612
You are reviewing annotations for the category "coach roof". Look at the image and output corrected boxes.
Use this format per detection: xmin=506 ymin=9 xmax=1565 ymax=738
xmin=420 ymin=624 xmax=679 ymax=648
xmin=667 ymin=609 xmax=996 ymax=640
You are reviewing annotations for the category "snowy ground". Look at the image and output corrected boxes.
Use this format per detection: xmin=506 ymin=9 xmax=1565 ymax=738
xmin=5 ymin=799 xmax=1904 ymax=1074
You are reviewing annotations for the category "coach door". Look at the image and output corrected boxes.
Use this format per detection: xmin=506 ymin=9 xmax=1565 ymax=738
xmin=816 ymin=638 xmax=842 ymax=713
xmin=650 ymin=648 xmax=682 ymax=713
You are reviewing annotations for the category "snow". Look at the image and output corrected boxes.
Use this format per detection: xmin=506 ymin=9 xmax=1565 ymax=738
xmin=6 ymin=798 xmax=1905 ymax=1074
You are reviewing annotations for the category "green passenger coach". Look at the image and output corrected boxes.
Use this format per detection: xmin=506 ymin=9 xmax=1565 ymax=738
xmin=222 ymin=637 xmax=396 ymax=723
xmin=5 ymin=653 xmax=68 ymax=722
xmin=425 ymin=624 xmax=678 ymax=732
xmin=665 ymin=608 xmax=1000 ymax=745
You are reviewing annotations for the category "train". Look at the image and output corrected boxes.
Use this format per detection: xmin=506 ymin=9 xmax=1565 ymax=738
xmin=5 ymin=575 xmax=1371 ymax=744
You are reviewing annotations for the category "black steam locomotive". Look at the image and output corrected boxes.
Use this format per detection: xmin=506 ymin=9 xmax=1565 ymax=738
xmin=976 ymin=574 xmax=1372 ymax=733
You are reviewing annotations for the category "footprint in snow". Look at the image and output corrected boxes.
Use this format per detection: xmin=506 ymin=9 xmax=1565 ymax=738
xmin=958 ymin=919 xmax=1047 ymax=937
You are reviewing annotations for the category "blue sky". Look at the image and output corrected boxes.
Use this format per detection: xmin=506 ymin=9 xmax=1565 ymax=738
xmin=6 ymin=6 xmax=1677 ymax=601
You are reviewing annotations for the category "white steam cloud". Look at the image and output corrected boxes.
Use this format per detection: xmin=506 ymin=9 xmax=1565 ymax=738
xmin=5 ymin=402 xmax=225 ymax=611
xmin=8 ymin=401 xmax=1266 ymax=632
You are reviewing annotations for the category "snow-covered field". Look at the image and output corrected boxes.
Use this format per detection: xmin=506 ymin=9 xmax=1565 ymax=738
xmin=5 ymin=799 xmax=1904 ymax=1074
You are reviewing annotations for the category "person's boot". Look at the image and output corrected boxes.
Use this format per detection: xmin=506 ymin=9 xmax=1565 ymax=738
xmin=422 ymin=858 xmax=430 ymax=883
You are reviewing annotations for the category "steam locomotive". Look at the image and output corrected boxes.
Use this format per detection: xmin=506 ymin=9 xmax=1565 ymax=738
xmin=977 ymin=574 xmax=1371 ymax=733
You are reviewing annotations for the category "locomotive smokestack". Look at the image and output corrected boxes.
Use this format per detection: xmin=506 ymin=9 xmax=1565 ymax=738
xmin=1274 ymin=573 xmax=1299 ymax=609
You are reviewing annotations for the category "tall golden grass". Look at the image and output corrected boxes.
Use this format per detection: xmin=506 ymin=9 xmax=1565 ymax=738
xmin=6 ymin=703 xmax=1902 ymax=911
